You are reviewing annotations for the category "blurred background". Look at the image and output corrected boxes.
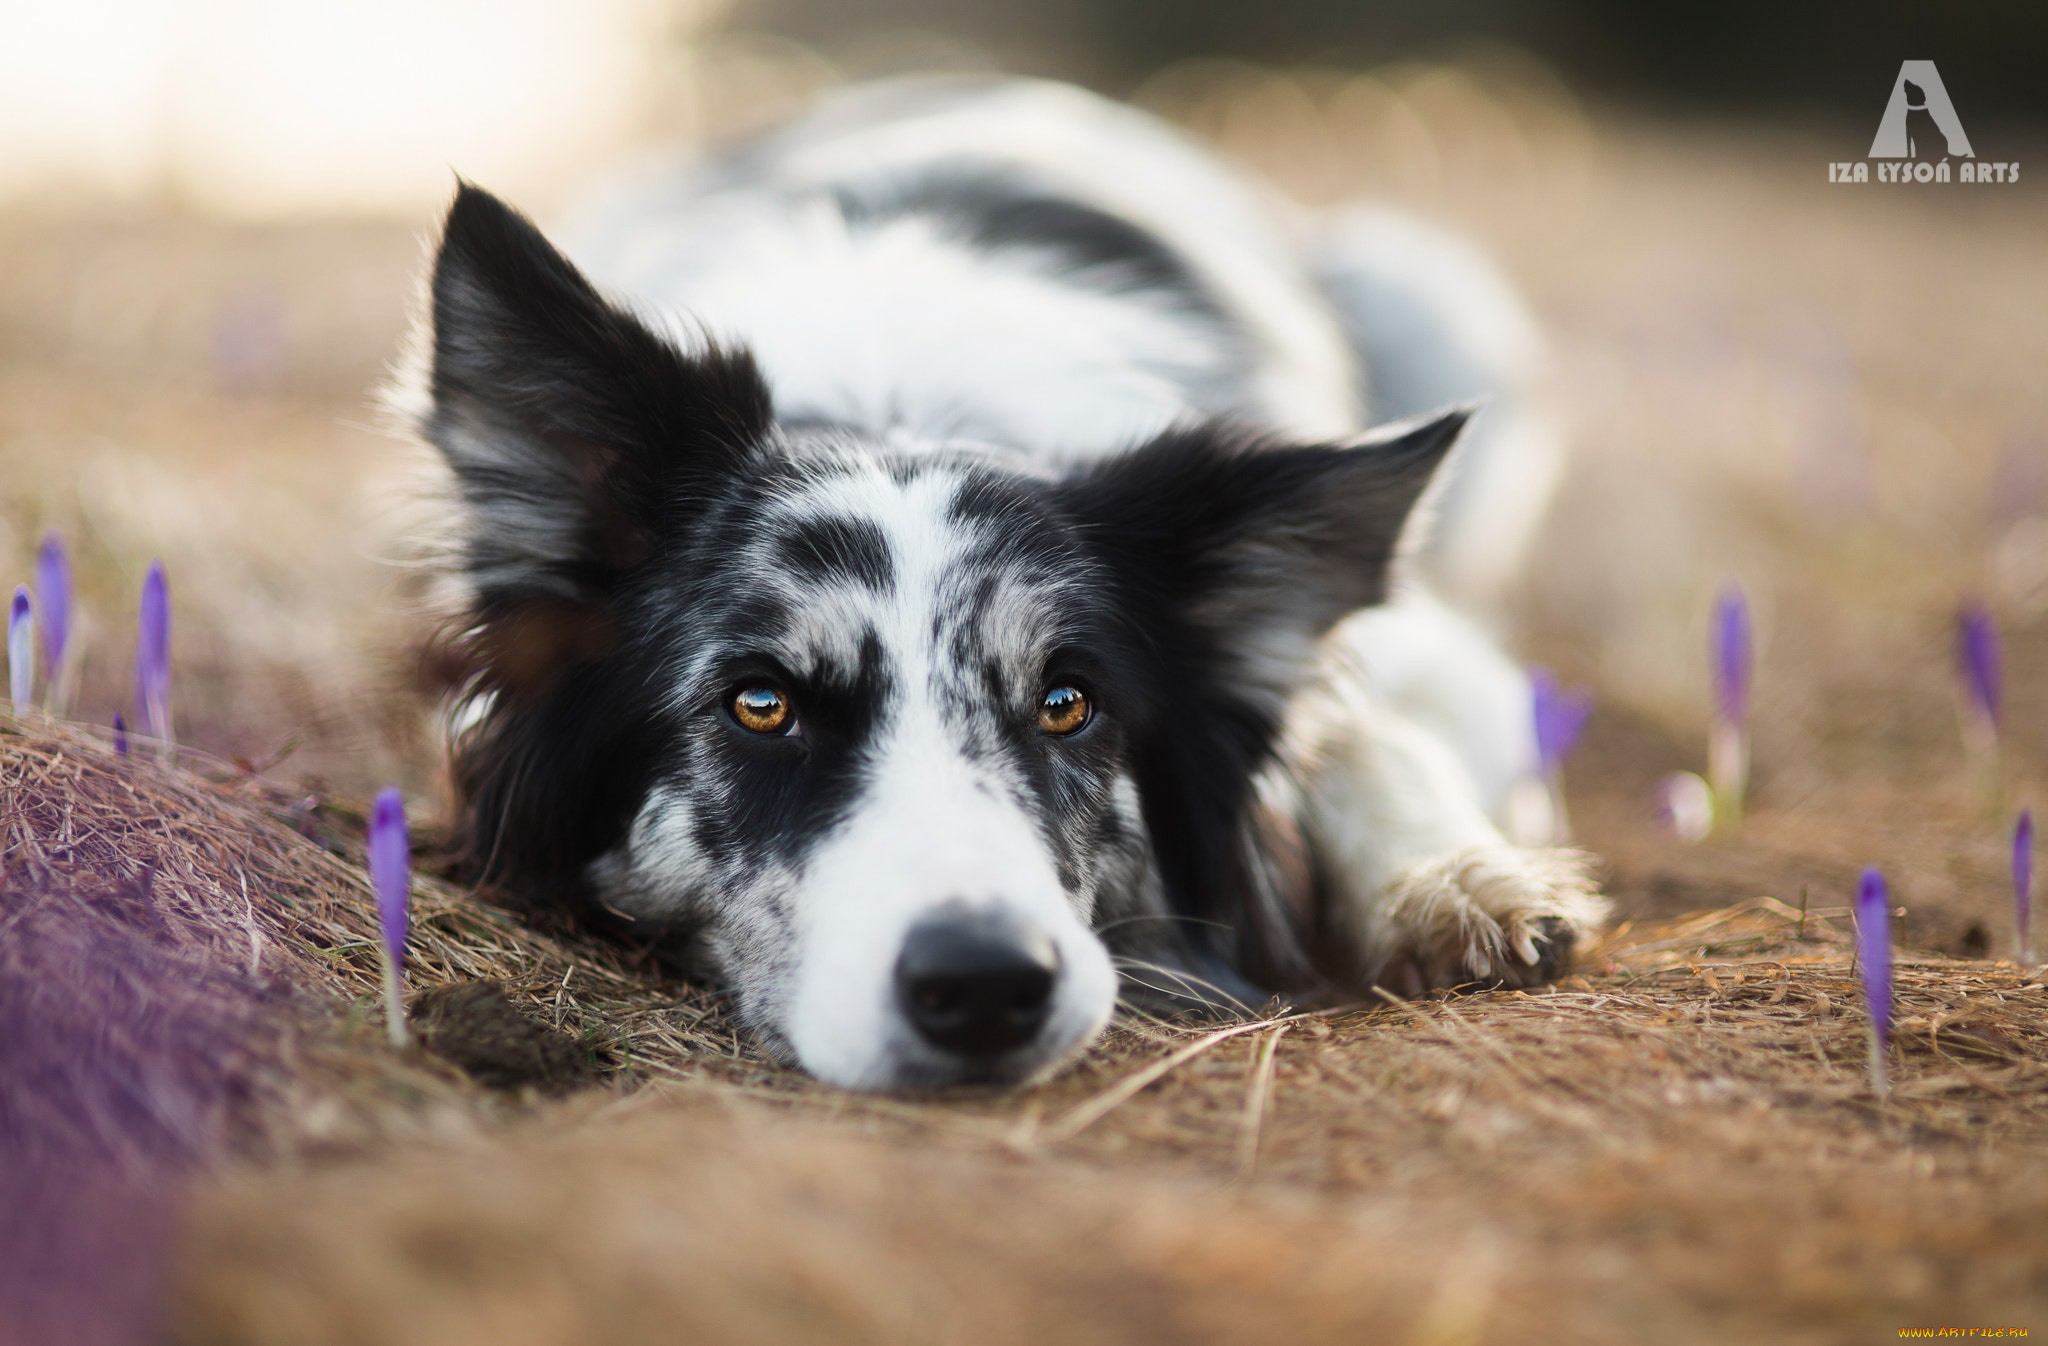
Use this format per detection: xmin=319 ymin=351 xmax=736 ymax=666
xmin=2 ymin=0 xmax=2045 ymax=943
xmin=6 ymin=0 xmax=2042 ymax=215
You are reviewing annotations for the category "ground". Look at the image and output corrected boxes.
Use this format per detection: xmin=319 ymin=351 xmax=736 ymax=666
xmin=3 ymin=60 xmax=2046 ymax=1345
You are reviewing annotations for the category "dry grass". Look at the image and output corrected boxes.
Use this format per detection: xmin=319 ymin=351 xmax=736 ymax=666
xmin=0 ymin=712 xmax=760 ymax=1150
xmin=7 ymin=710 xmax=2048 ymax=1343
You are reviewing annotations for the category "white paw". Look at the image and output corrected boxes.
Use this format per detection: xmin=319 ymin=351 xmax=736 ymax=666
xmin=1364 ymin=846 xmax=1606 ymax=995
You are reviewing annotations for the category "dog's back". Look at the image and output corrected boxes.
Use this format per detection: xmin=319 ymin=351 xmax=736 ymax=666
xmin=563 ymin=77 xmax=1558 ymax=612
xmin=563 ymin=78 xmax=1355 ymax=458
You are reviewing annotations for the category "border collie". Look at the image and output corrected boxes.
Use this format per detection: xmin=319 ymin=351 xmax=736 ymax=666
xmin=403 ymin=77 xmax=1606 ymax=1090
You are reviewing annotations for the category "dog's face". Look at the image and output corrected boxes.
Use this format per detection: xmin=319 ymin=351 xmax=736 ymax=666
xmin=418 ymin=186 xmax=1461 ymax=1089
xmin=601 ymin=449 xmax=1148 ymax=1089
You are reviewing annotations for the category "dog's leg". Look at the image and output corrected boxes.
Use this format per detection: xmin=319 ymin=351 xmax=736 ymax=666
xmin=1284 ymin=616 xmax=1607 ymax=995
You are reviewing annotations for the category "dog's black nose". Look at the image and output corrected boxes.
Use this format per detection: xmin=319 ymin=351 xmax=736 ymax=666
xmin=896 ymin=908 xmax=1058 ymax=1058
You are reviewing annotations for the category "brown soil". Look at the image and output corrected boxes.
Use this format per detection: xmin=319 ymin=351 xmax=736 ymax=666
xmin=410 ymin=982 xmax=604 ymax=1096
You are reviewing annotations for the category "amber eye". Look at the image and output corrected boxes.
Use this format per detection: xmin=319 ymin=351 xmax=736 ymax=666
xmin=731 ymin=685 xmax=792 ymax=734
xmin=1037 ymin=685 xmax=1090 ymax=736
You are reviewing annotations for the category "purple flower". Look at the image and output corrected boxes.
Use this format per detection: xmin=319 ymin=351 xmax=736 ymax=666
xmin=1530 ymin=667 xmax=1594 ymax=777
xmin=112 ymin=711 xmax=129 ymax=758
xmin=1856 ymin=866 xmax=1893 ymax=1093
xmin=2017 ymin=809 xmax=2035 ymax=958
xmin=136 ymin=561 xmax=171 ymax=747
xmin=34 ymin=532 xmax=70 ymax=680
xmin=8 ymin=587 xmax=31 ymax=712
xmin=1956 ymin=602 xmax=2002 ymax=730
xmin=369 ymin=787 xmax=410 ymax=971
xmin=369 ymin=787 xmax=412 ymax=1048
xmin=1712 ymin=584 xmax=1751 ymax=726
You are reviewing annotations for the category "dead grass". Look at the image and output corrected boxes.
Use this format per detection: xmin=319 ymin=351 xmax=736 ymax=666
xmin=0 ymin=712 xmax=768 ymax=1153
xmin=7 ymin=710 xmax=2048 ymax=1343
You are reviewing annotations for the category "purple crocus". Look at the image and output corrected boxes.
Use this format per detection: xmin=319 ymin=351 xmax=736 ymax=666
xmin=1957 ymin=602 xmax=2002 ymax=729
xmin=1955 ymin=602 xmax=2004 ymax=801
xmin=135 ymin=561 xmax=172 ymax=755
xmin=1713 ymin=584 xmax=1752 ymax=726
xmin=34 ymin=533 xmax=70 ymax=685
xmin=370 ymin=787 xmax=409 ymax=966
xmin=1530 ymin=667 xmax=1594 ymax=777
xmin=2017 ymin=809 xmax=2035 ymax=961
xmin=1708 ymin=583 xmax=1752 ymax=829
xmin=368 ymin=786 xmax=412 ymax=1047
xmin=1529 ymin=667 xmax=1594 ymax=843
xmin=111 ymin=711 xmax=129 ymax=758
xmin=8 ymin=587 xmax=31 ymax=712
xmin=1855 ymin=866 xmax=1893 ymax=1096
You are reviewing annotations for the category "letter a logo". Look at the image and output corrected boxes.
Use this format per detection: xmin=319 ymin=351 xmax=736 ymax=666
xmin=1869 ymin=61 xmax=1974 ymax=159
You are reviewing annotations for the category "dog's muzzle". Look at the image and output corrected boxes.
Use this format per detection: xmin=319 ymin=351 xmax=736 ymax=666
xmin=894 ymin=905 xmax=1059 ymax=1060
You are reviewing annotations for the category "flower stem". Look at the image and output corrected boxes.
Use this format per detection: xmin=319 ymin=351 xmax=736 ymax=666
xmin=1544 ymin=770 xmax=1573 ymax=845
xmin=381 ymin=951 xmax=411 ymax=1049
xmin=1709 ymin=720 xmax=1746 ymax=832
xmin=1960 ymin=707 xmax=2002 ymax=812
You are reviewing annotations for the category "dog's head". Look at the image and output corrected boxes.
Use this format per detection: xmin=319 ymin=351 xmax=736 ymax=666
xmin=415 ymin=185 xmax=1462 ymax=1089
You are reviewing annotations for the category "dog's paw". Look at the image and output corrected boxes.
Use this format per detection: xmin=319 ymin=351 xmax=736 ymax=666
xmin=1367 ymin=846 xmax=1606 ymax=996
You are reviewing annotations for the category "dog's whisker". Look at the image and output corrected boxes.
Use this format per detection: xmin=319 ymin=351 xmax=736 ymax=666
xmin=1094 ymin=912 xmax=1236 ymax=937
xmin=1110 ymin=957 xmax=1260 ymax=1017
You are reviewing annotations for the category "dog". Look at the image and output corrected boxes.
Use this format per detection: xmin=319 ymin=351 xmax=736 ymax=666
xmin=401 ymin=77 xmax=1606 ymax=1090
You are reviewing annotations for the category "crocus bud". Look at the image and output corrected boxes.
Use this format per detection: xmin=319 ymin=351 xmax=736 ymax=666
xmin=8 ymin=587 xmax=32 ymax=713
xmin=2016 ymin=809 xmax=2035 ymax=962
xmin=1956 ymin=602 xmax=2002 ymax=731
xmin=1712 ymin=584 xmax=1751 ymax=727
xmin=135 ymin=562 xmax=172 ymax=755
xmin=1952 ymin=602 xmax=2005 ymax=807
xmin=34 ymin=533 xmax=70 ymax=685
xmin=1855 ymin=866 xmax=1892 ymax=1097
xmin=1529 ymin=666 xmax=1594 ymax=844
xmin=368 ymin=786 xmax=412 ymax=1048
xmin=1531 ymin=667 xmax=1593 ymax=779
xmin=1708 ymin=583 xmax=1752 ymax=830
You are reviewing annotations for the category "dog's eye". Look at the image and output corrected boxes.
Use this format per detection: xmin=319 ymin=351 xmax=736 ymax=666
xmin=731 ymin=685 xmax=793 ymax=734
xmin=1037 ymin=685 xmax=1090 ymax=736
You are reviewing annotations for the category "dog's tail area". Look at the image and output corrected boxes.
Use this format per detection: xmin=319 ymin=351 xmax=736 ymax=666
xmin=1310 ymin=206 xmax=1566 ymax=616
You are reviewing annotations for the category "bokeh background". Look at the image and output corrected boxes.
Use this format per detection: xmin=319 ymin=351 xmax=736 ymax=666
xmin=2 ymin=0 xmax=2046 ymax=942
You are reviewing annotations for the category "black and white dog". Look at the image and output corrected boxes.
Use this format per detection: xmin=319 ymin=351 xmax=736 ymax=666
xmin=404 ymin=77 xmax=1605 ymax=1090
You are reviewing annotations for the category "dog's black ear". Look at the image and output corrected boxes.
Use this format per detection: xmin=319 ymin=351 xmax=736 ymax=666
xmin=1056 ymin=408 xmax=1466 ymax=990
xmin=1062 ymin=408 xmax=1466 ymax=714
xmin=421 ymin=183 xmax=770 ymax=678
